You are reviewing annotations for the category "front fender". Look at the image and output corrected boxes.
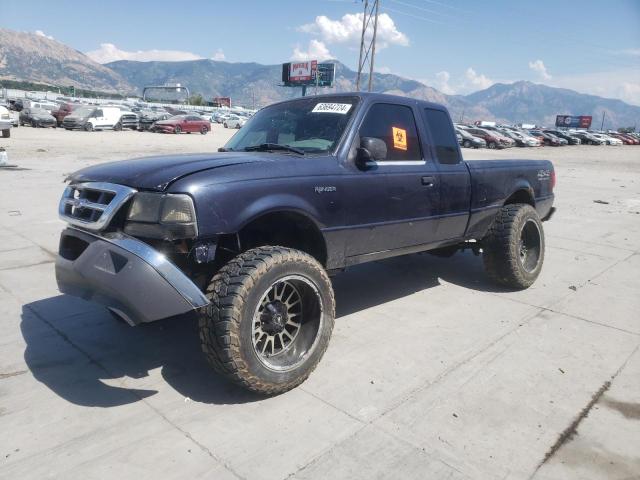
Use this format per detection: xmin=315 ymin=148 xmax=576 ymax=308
xmin=236 ymin=193 xmax=324 ymax=231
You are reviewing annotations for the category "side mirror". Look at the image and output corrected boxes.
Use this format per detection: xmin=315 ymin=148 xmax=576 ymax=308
xmin=356 ymin=137 xmax=387 ymax=169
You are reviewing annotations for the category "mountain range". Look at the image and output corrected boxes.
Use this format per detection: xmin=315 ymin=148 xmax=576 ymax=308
xmin=1 ymin=28 xmax=638 ymax=128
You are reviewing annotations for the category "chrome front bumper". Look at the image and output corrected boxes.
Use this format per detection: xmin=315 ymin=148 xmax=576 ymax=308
xmin=56 ymin=227 xmax=209 ymax=325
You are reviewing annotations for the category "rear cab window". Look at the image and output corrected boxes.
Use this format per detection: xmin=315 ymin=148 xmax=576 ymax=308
xmin=358 ymin=103 xmax=422 ymax=162
xmin=423 ymin=108 xmax=461 ymax=164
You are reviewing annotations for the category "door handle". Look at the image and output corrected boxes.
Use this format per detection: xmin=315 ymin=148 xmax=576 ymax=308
xmin=421 ymin=176 xmax=436 ymax=187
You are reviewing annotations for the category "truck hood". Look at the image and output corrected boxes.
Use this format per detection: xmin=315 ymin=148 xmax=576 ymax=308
xmin=67 ymin=153 xmax=265 ymax=191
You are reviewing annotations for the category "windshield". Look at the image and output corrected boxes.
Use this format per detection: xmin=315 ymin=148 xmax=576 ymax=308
xmin=224 ymin=96 xmax=360 ymax=154
xmin=72 ymin=107 xmax=95 ymax=118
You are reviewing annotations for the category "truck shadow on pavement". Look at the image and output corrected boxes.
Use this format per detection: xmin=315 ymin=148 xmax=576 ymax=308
xmin=21 ymin=250 xmax=501 ymax=407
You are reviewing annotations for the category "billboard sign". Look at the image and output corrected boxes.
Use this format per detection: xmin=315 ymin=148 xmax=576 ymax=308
xmin=282 ymin=62 xmax=335 ymax=87
xmin=555 ymin=115 xmax=592 ymax=129
xmin=290 ymin=61 xmax=317 ymax=82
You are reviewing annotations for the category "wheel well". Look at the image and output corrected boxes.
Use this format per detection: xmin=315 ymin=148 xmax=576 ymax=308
xmin=504 ymin=189 xmax=534 ymax=207
xmin=236 ymin=211 xmax=327 ymax=267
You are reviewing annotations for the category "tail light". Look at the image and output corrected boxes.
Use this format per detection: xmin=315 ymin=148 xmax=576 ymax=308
xmin=551 ymin=169 xmax=556 ymax=190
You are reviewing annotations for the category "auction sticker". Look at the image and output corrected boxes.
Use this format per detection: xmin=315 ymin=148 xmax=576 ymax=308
xmin=392 ymin=127 xmax=407 ymax=150
xmin=311 ymin=103 xmax=352 ymax=114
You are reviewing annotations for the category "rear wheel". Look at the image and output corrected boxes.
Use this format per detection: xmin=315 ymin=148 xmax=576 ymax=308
xmin=223 ymin=122 xmax=228 ymax=128
xmin=1 ymin=129 xmax=9 ymax=138
xmin=31 ymin=120 xmax=37 ymax=128
xmin=200 ymin=126 xmax=208 ymax=135
xmin=199 ymin=246 xmax=335 ymax=395
xmin=114 ymin=121 xmax=122 ymax=131
xmin=488 ymin=141 xmax=496 ymax=149
xmin=482 ymin=204 xmax=545 ymax=289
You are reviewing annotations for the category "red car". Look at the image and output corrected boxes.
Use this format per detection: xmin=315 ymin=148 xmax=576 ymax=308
xmin=151 ymin=115 xmax=210 ymax=134
xmin=52 ymin=103 xmax=82 ymax=126
xmin=611 ymin=133 xmax=638 ymax=145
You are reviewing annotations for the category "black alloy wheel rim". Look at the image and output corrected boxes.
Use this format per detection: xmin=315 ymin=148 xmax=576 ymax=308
xmin=519 ymin=219 xmax=542 ymax=273
xmin=252 ymin=275 xmax=323 ymax=372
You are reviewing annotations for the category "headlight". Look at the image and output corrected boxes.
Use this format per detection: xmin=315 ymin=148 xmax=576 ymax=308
xmin=125 ymin=192 xmax=198 ymax=240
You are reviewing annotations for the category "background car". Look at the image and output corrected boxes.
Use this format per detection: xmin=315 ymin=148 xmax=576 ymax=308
xmin=52 ymin=103 xmax=82 ymax=126
xmin=455 ymin=127 xmax=487 ymax=148
xmin=530 ymin=130 xmax=565 ymax=146
xmin=138 ymin=110 xmax=172 ymax=131
xmin=461 ymin=126 xmax=506 ymax=149
xmin=224 ymin=115 xmax=247 ymax=129
xmin=151 ymin=115 xmax=211 ymax=134
xmin=590 ymin=132 xmax=622 ymax=145
xmin=19 ymin=107 xmax=57 ymax=128
xmin=0 ymin=105 xmax=12 ymax=137
xmin=570 ymin=131 xmax=604 ymax=145
xmin=546 ymin=130 xmax=581 ymax=145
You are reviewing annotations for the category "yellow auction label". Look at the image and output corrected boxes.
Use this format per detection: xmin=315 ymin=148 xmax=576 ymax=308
xmin=392 ymin=127 xmax=407 ymax=150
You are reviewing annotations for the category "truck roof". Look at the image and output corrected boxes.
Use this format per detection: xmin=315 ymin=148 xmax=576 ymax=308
xmin=269 ymin=91 xmax=448 ymax=113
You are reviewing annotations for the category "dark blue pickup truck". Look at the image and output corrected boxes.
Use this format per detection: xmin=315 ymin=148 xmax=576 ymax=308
xmin=56 ymin=92 xmax=555 ymax=394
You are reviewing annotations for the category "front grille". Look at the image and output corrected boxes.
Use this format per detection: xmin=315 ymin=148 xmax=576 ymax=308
xmin=58 ymin=182 xmax=137 ymax=231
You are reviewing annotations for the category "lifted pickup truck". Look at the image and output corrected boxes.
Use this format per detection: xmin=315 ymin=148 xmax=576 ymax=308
xmin=56 ymin=93 xmax=555 ymax=394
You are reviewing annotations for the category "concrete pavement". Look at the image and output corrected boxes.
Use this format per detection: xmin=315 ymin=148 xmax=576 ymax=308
xmin=0 ymin=127 xmax=638 ymax=479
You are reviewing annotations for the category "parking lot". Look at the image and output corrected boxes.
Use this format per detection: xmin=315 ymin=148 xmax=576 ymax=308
xmin=1 ymin=126 xmax=639 ymax=479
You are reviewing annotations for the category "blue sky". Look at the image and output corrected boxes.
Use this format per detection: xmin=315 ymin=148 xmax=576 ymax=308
xmin=2 ymin=0 xmax=639 ymax=103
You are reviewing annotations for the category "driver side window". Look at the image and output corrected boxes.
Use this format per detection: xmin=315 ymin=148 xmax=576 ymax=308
xmin=358 ymin=103 xmax=422 ymax=161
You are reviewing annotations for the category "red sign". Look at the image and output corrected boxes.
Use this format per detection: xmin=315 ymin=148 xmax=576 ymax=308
xmin=290 ymin=60 xmax=317 ymax=82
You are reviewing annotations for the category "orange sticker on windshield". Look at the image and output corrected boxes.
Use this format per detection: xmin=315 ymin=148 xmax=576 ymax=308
xmin=392 ymin=127 xmax=407 ymax=150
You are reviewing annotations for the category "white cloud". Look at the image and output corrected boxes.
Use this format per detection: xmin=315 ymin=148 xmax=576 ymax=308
xmin=535 ymin=67 xmax=640 ymax=106
xmin=85 ymin=43 xmax=204 ymax=64
xmin=465 ymin=67 xmax=494 ymax=90
xmin=434 ymin=70 xmax=455 ymax=94
xmin=212 ymin=49 xmax=226 ymax=61
xmin=375 ymin=66 xmax=391 ymax=74
xmin=299 ymin=12 xmax=409 ymax=49
xmin=291 ymin=40 xmax=333 ymax=61
xmin=34 ymin=30 xmax=54 ymax=40
xmin=528 ymin=59 xmax=552 ymax=80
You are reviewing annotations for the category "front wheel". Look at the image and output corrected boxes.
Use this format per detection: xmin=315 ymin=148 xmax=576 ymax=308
xmin=463 ymin=140 xmax=471 ymax=148
xmin=488 ymin=141 xmax=496 ymax=149
xmin=84 ymin=123 xmax=93 ymax=132
xmin=199 ymin=246 xmax=335 ymax=395
xmin=113 ymin=121 xmax=122 ymax=131
xmin=174 ymin=125 xmax=182 ymax=134
xmin=482 ymin=204 xmax=545 ymax=289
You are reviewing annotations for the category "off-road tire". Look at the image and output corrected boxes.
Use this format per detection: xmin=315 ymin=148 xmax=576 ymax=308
xmin=199 ymin=246 xmax=335 ymax=395
xmin=482 ymin=203 xmax=545 ymax=290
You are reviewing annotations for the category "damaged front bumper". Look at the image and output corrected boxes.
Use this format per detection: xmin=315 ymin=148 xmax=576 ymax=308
xmin=55 ymin=227 xmax=209 ymax=325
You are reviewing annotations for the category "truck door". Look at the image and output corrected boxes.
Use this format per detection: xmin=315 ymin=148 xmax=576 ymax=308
xmin=421 ymin=108 xmax=471 ymax=240
xmin=345 ymin=102 xmax=441 ymax=257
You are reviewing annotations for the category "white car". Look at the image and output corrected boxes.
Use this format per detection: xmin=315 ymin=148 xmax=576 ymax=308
xmin=591 ymin=133 xmax=622 ymax=146
xmin=224 ymin=115 xmax=247 ymax=129
xmin=0 ymin=105 xmax=12 ymax=138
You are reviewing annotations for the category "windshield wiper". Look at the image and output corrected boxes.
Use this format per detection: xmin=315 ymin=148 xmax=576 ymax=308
xmin=244 ymin=143 xmax=305 ymax=155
